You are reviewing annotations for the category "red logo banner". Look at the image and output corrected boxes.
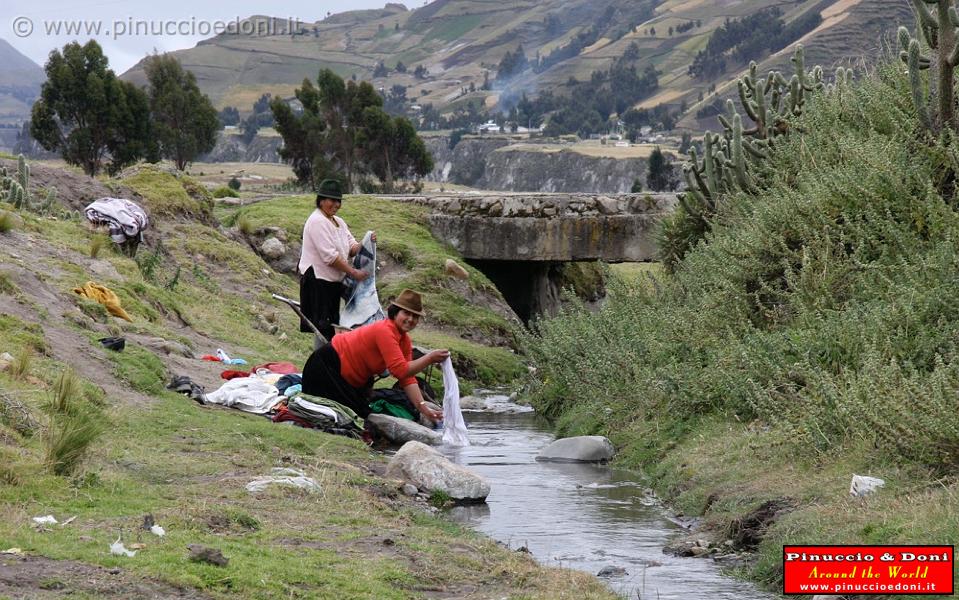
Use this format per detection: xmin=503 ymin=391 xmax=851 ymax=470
xmin=783 ymin=545 xmax=954 ymax=595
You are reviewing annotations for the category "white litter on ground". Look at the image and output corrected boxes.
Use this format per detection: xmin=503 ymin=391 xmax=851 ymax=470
xmin=850 ymin=474 xmax=885 ymax=497
xmin=150 ymin=525 xmax=166 ymax=537
xmin=32 ymin=515 xmax=57 ymax=525
xmin=110 ymin=537 xmax=137 ymax=557
xmin=245 ymin=468 xmax=321 ymax=494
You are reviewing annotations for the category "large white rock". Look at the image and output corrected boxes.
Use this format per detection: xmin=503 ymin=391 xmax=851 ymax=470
xmin=386 ymin=441 xmax=490 ymax=502
xmin=260 ymin=237 xmax=287 ymax=260
xmin=536 ymin=436 xmax=615 ymax=463
xmin=367 ymin=413 xmax=441 ymax=446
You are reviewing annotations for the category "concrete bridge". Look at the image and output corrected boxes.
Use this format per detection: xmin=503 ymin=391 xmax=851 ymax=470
xmin=382 ymin=192 xmax=677 ymax=321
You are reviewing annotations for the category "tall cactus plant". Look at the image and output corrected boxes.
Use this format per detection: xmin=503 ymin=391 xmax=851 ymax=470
xmin=682 ymin=45 xmax=847 ymax=221
xmin=2 ymin=154 xmax=33 ymax=210
xmin=899 ymin=0 xmax=959 ymax=132
xmin=663 ymin=46 xmax=850 ymax=270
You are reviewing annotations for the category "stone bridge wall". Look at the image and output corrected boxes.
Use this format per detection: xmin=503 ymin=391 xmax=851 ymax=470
xmin=382 ymin=192 xmax=677 ymax=262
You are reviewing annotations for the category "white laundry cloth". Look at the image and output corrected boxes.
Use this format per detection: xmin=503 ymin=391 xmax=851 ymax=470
xmin=84 ymin=198 xmax=149 ymax=243
xmin=440 ymin=357 xmax=469 ymax=446
xmin=340 ymin=231 xmax=386 ymax=329
xmin=204 ymin=378 xmax=282 ymax=414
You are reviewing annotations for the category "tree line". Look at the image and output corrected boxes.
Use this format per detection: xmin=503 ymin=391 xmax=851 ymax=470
xmin=270 ymin=69 xmax=432 ymax=193
xmin=28 ymin=41 xmax=433 ymax=192
xmin=31 ymin=41 xmax=219 ymax=175
xmin=688 ymin=7 xmax=822 ymax=80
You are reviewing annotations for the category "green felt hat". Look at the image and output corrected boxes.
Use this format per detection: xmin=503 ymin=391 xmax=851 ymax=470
xmin=316 ymin=179 xmax=343 ymax=202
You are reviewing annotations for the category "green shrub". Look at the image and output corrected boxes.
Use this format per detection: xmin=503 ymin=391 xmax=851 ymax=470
xmin=110 ymin=345 xmax=166 ymax=394
xmin=9 ymin=346 xmax=32 ymax=380
xmin=228 ymin=177 xmax=241 ymax=191
xmin=42 ymin=370 xmax=106 ymax=477
xmin=236 ymin=214 xmax=252 ymax=235
xmin=213 ymin=186 xmax=239 ymax=198
xmin=88 ymin=234 xmax=110 ymax=258
xmin=0 ymin=211 xmax=15 ymax=233
xmin=524 ymin=62 xmax=959 ymax=470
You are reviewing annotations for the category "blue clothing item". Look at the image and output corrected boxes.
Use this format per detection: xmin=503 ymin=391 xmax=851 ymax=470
xmin=275 ymin=373 xmax=303 ymax=395
xmin=224 ymin=358 xmax=247 ymax=365
xmin=284 ymin=384 xmax=302 ymax=397
xmin=340 ymin=231 xmax=385 ymax=329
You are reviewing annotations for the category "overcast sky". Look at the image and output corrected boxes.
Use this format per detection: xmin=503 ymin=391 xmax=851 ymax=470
xmin=4 ymin=0 xmax=404 ymax=73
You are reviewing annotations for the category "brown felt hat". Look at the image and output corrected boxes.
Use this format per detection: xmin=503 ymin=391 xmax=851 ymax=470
xmin=390 ymin=289 xmax=425 ymax=317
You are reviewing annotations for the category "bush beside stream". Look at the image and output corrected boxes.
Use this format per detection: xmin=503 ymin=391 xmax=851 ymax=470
xmin=523 ymin=63 xmax=959 ymax=594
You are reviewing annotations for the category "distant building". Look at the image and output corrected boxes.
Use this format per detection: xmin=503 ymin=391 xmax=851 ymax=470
xmin=477 ymin=120 xmax=501 ymax=133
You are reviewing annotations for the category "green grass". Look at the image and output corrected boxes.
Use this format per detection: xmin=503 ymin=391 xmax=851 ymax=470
xmin=0 ymin=210 xmax=16 ymax=233
xmin=523 ymin=61 xmax=959 ymax=597
xmin=422 ymin=14 xmax=484 ymax=42
xmin=122 ymin=166 xmax=213 ymax=219
xmin=0 ymin=368 xmax=614 ymax=599
xmin=0 ymin=144 xmax=619 ymax=600
xmin=415 ymin=329 xmax=523 ymax=390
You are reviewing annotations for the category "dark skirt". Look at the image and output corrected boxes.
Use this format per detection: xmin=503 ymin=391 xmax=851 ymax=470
xmin=299 ymin=267 xmax=343 ymax=341
xmin=301 ymin=343 xmax=373 ymax=418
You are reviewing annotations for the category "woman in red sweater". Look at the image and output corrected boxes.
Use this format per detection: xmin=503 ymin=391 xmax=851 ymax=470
xmin=301 ymin=289 xmax=449 ymax=424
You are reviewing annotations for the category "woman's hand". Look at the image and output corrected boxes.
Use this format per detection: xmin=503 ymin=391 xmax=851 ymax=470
xmin=421 ymin=405 xmax=443 ymax=422
xmin=371 ymin=231 xmax=377 ymax=242
xmin=427 ymin=349 xmax=450 ymax=364
xmin=350 ymin=268 xmax=370 ymax=282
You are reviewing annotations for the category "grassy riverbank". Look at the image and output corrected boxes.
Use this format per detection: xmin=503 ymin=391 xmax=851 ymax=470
xmin=523 ymin=63 xmax=959 ymax=596
xmin=0 ymin=167 xmax=606 ymax=598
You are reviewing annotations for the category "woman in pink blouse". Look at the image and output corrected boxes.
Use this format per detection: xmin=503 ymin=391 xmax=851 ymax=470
xmin=297 ymin=179 xmax=370 ymax=341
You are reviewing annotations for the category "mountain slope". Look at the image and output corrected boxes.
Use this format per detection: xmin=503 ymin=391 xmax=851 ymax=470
xmin=119 ymin=0 xmax=912 ymax=126
xmin=0 ymin=37 xmax=45 ymax=126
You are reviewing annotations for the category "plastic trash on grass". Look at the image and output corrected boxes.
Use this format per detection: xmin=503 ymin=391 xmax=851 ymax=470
xmin=850 ymin=474 xmax=885 ymax=497
xmin=110 ymin=536 xmax=137 ymax=557
xmin=32 ymin=515 xmax=57 ymax=526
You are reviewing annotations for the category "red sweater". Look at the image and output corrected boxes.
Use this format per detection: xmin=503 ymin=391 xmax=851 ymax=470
xmin=331 ymin=319 xmax=415 ymax=388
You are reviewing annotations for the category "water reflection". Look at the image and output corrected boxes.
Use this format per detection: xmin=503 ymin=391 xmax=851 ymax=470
xmin=438 ymin=410 xmax=778 ymax=599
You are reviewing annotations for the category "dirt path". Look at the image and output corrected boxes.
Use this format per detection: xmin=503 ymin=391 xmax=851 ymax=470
xmin=0 ymin=555 xmax=211 ymax=599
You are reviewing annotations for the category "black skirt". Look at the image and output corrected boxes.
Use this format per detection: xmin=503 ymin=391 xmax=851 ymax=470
xmin=301 ymin=343 xmax=373 ymax=418
xmin=299 ymin=267 xmax=343 ymax=341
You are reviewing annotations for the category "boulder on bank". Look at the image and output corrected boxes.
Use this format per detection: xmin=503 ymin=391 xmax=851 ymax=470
xmin=367 ymin=413 xmax=441 ymax=446
xmin=536 ymin=436 xmax=615 ymax=463
xmin=385 ymin=441 xmax=490 ymax=502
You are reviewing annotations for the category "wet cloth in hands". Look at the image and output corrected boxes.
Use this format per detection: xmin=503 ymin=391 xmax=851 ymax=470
xmin=84 ymin=198 xmax=149 ymax=244
xmin=440 ymin=357 xmax=469 ymax=446
xmin=72 ymin=282 xmax=133 ymax=322
xmin=340 ymin=231 xmax=385 ymax=329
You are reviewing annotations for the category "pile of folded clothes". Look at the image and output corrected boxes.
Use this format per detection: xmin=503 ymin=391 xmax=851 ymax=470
xmin=167 ymin=359 xmax=363 ymax=439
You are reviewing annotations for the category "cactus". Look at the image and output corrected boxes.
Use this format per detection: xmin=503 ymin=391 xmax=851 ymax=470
xmin=38 ymin=188 xmax=57 ymax=215
xmin=682 ymin=45 xmax=846 ymax=218
xmin=899 ymin=0 xmax=959 ymax=131
xmin=17 ymin=154 xmax=29 ymax=191
xmin=2 ymin=155 xmax=38 ymax=212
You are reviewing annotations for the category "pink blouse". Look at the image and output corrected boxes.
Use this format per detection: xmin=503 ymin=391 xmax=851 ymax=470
xmin=297 ymin=209 xmax=357 ymax=282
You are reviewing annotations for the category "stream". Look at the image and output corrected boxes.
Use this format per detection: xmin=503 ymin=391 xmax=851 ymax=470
xmin=437 ymin=393 xmax=778 ymax=599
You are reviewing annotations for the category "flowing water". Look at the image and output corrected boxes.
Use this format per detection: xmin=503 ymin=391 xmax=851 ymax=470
xmin=437 ymin=394 xmax=778 ymax=599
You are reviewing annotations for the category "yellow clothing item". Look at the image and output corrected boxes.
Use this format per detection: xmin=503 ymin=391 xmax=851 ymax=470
xmin=72 ymin=281 xmax=133 ymax=322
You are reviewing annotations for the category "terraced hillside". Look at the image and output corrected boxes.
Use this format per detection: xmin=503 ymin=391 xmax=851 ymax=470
xmin=0 ymin=38 xmax=44 ymax=127
xmin=120 ymin=0 xmax=912 ymax=127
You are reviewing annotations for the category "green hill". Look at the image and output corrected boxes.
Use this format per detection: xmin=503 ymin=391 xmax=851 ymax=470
xmin=524 ymin=57 xmax=959 ymax=595
xmin=0 ymin=162 xmax=612 ymax=598
xmin=0 ymin=38 xmax=45 ymax=126
xmin=120 ymin=0 xmax=911 ymax=128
